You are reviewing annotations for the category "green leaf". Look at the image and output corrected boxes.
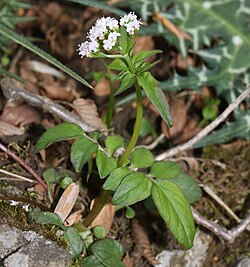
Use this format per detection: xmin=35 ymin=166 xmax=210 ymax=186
xmin=91 ymin=238 xmax=125 ymax=267
xmin=30 ymin=211 xmax=62 ymax=226
xmin=150 ymin=161 xmax=181 ymax=179
xmin=151 ymin=180 xmax=195 ymax=248
xmin=112 ymin=173 xmax=152 ymax=206
xmin=96 ymin=150 xmax=117 ymax=178
xmin=109 ymin=58 xmax=128 ymax=71
xmin=71 ymin=136 xmax=98 ymax=173
xmin=114 ymin=72 xmax=135 ymax=96
xmin=170 ymin=172 xmax=202 ymax=204
xmin=35 ymin=123 xmax=84 ymax=152
xmin=118 ymin=27 xmax=128 ymax=54
xmin=137 ymin=60 xmax=161 ymax=73
xmin=64 ymin=227 xmax=83 ymax=259
xmin=133 ymin=50 xmax=162 ymax=63
xmin=81 ymin=255 xmax=106 ymax=267
xmin=139 ymin=118 xmax=154 ymax=137
xmin=103 ymin=167 xmax=131 ymax=191
xmin=125 ymin=206 xmax=136 ymax=219
xmin=130 ymin=147 xmax=154 ymax=168
xmin=137 ymin=72 xmax=172 ymax=127
xmin=42 ymin=168 xmax=76 ymax=185
xmin=104 ymin=135 xmax=125 ymax=155
xmin=93 ymin=226 xmax=106 ymax=239
xmin=66 ymin=0 xmax=126 ymax=16
xmin=0 ymin=24 xmax=92 ymax=88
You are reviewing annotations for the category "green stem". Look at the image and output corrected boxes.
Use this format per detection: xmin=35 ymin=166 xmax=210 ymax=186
xmin=104 ymin=74 xmax=115 ymax=127
xmin=118 ymin=81 xmax=143 ymax=166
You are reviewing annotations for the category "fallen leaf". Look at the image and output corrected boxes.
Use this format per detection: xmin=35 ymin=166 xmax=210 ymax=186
xmin=72 ymin=98 xmax=107 ymax=131
xmin=0 ymin=121 xmax=25 ymax=137
xmin=94 ymin=77 xmax=111 ymax=97
xmin=90 ymin=198 xmax=115 ymax=234
xmin=0 ymin=103 xmax=41 ymax=126
xmin=64 ymin=209 xmax=84 ymax=226
xmin=54 ymin=183 xmax=79 ymax=222
xmin=132 ymin=218 xmax=159 ymax=266
xmin=155 ymin=11 xmax=192 ymax=41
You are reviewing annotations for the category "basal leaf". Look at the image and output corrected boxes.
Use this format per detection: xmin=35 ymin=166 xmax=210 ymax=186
xmin=91 ymin=238 xmax=125 ymax=267
xmin=130 ymin=147 xmax=154 ymax=168
xmin=109 ymin=58 xmax=128 ymax=71
xmin=81 ymin=255 xmax=106 ymax=267
xmin=150 ymin=161 xmax=181 ymax=179
xmin=112 ymin=172 xmax=152 ymax=206
xmin=96 ymin=150 xmax=117 ymax=178
xmin=170 ymin=172 xmax=202 ymax=204
xmin=103 ymin=167 xmax=131 ymax=191
xmin=114 ymin=72 xmax=135 ymax=96
xmin=151 ymin=180 xmax=195 ymax=248
xmin=30 ymin=211 xmax=62 ymax=226
xmin=0 ymin=24 xmax=92 ymax=88
xmin=71 ymin=136 xmax=98 ymax=173
xmin=35 ymin=123 xmax=84 ymax=152
xmin=133 ymin=50 xmax=162 ymax=63
xmin=137 ymin=72 xmax=172 ymax=127
xmin=64 ymin=227 xmax=83 ymax=259
xmin=104 ymin=135 xmax=125 ymax=155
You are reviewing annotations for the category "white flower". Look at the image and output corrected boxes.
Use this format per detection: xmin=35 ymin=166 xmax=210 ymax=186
xmin=103 ymin=38 xmax=115 ymax=51
xmin=22 ymin=204 xmax=30 ymax=212
xmin=10 ymin=200 xmax=19 ymax=206
xmin=78 ymin=41 xmax=91 ymax=58
xmin=106 ymin=17 xmax=119 ymax=30
xmin=108 ymin=31 xmax=121 ymax=41
xmin=120 ymin=12 xmax=142 ymax=35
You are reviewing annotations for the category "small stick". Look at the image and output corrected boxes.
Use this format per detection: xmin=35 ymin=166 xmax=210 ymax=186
xmin=0 ymin=142 xmax=47 ymax=190
xmin=0 ymin=168 xmax=35 ymax=183
xmin=146 ymin=133 xmax=165 ymax=150
xmin=155 ymin=86 xmax=250 ymax=160
xmin=192 ymin=208 xmax=250 ymax=243
xmin=201 ymin=184 xmax=241 ymax=223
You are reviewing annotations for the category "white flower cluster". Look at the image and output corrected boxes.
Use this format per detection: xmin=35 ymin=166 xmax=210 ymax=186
xmin=78 ymin=12 xmax=142 ymax=58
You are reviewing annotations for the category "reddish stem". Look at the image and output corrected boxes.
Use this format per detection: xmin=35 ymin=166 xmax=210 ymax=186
xmin=0 ymin=142 xmax=47 ymax=190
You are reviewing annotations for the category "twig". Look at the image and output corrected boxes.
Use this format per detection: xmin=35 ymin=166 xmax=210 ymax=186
xmin=146 ymin=133 xmax=165 ymax=150
xmin=0 ymin=142 xmax=47 ymax=190
xmin=201 ymin=184 xmax=241 ymax=223
xmin=192 ymin=208 xmax=250 ymax=243
xmin=0 ymin=77 xmax=96 ymax=132
xmin=155 ymin=86 xmax=250 ymax=160
xmin=0 ymin=169 xmax=35 ymax=183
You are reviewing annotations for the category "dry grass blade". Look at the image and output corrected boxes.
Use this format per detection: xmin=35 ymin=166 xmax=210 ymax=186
xmin=154 ymin=11 xmax=192 ymax=41
xmin=132 ymin=218 xmax=159 ymax=266
xmin=72 ymin=98 xmax=107 ymax=131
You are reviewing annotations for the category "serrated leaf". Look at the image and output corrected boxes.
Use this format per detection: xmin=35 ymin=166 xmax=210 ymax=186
xmin=30 ymin=211 xmax=62 ymax=226
xmin=96 ymin=150 xmax=117 ymax=178
xmin=114 ymin=72 xmax=135 ymax=96
xmin=35 ymin=123 xmax=84 ymax=152
xmin=91 ymin=238 xmax=125 ymax=267
xmin=104 ymin=135 xmax=125 ymax=155
xmin=137 ymin=72 xmax=172 ymax=127
xmin=0 ymin=24 xmax=92 ymax=88
xmin=103 ymin=167 xmax=131 ymax=191
xmin=64 ymin=227 xmax=83 ymax=259
xmin=170 ymin=172 xmax=202 ymax=204
xmin=112 ymin=173 xmax=152 ymax=206
xmin=81 ymin=255 xmax=106 ymax=267
xmin=71 ymin=136 xmax=98 ymax=173
xmin=109 ymin=58 xmax=128 ymax=71
xmin=150 ymin=161 xmax=181 ymax=179
xmin=130 ymin=147 xmax=154 ymax=168
xmin=151 ymin=180 xmax=195 ymax=248
xmin=133 ymin=50 xmax=162 ymax=63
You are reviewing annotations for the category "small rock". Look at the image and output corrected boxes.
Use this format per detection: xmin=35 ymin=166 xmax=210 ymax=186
xmin=155 ymin=230 xmax=212 ymax=267
xmin=0 ymin=224 xmax=71 ymax=267
xmin=235 ymin=257 xmax=250 ymax=267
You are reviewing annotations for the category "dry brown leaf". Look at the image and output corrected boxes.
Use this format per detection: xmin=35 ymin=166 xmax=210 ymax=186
xmin=132 ymin=218 xmax=159 ymax=266
xmin=54 ymin=183 xmax=79 ymax=222
xmin=123 ymin=252 xmax=133 ymax=267
xmin=177 ymin=118 xmax=200 ymax=143
xmin=90 ymin=198 xmax=115 ymax=234
xmin=0 ymin=103 xmax=41 ymax=126
xmin=94 ymin=77 xmax=111 ymax=97
xmin=161 ymin=98 xmax=187 ymax=140
xmin=155 ymin=11 xmax=192 ymax=41
xmin=133 ymin=36 xmax=155 ymax=62
xmin=0 ymin=121 xmax=25 ymax=137
xmin=72 ymin=98 xmax=107 ymax=131
xmin=64 ymin=209 xmax=84 ymax=226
